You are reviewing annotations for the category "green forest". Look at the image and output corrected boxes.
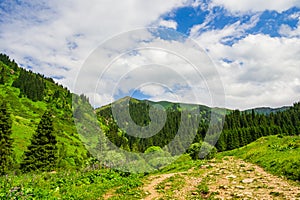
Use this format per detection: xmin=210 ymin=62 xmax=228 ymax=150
xmin=0 ymin=53 xmax=299 ymax=199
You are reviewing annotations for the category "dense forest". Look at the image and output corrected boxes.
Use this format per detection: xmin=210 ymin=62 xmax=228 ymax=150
xmin=96 ymin=96 xmax=300 ymax=156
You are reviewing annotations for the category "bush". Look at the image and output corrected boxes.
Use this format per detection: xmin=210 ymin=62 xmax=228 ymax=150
xmin=187 ymin=142 xmax=217 ymax=160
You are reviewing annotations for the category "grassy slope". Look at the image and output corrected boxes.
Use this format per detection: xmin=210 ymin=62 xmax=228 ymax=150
xmin=0 ymin=61 xmax=89 ymax=167
xmin=219 ymin=135 xmax=300 ymax=181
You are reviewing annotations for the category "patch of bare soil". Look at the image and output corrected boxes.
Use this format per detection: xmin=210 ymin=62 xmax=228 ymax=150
xmin=142 ymin=173 xmax=179 ymax=200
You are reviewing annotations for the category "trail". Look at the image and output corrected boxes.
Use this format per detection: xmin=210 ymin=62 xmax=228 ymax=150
xmin=142 ymin=173 xmax=181 ymax=200
xmin=141 ymin=157 xmax=300 ymax=200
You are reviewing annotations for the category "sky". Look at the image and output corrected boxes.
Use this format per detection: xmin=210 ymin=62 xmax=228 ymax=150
xmin=1 ymin=0 xmax=300 ymax=110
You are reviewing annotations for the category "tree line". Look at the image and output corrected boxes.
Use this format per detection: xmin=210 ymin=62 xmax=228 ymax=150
xmin=215 ymin=103 xmax=300 ymax=151
xmin=97 ymin=98 xmax=300 ymax=157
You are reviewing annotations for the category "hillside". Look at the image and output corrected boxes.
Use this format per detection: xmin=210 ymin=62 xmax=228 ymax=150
xmin=0 ymin=54 xmax=90 ymax=169
xmin=96 ymin=95 xmax=300 ymax=154
xmin=220 ymin=135 xmax=300 ymax=181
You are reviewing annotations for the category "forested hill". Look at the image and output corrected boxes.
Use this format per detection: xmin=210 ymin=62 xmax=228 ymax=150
xmin=0 ymin=53 xmax=90 ymax=172
xmin=96 ymin=95 xmax=300 ymax=154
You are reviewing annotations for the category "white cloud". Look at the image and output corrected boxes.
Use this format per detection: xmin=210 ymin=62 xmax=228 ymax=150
xmin=194 ymin=30 xmax=300 ymax=109
xmin=73 ymin=29 xmax=224 ymax=108
xmin=159 ymin=19 xmax=178 ymax=29
xmin=0 ymin=0 xmax=187 ymax=89
xmin=211 ymin=0 xmax=300 ymax=13
xmin=279 ymin=22 xmax=300 ymax=37
xmin=139 ymin=84 xmax=166 ymax=96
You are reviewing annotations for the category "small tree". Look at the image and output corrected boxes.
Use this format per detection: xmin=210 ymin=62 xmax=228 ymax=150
xmin=21 ymin=111 xmax=58 ymax=172
xmin=0 ymin=101 xmax=13 ymax=175
xmin=187 ymin=142 xmax=217 ymax=160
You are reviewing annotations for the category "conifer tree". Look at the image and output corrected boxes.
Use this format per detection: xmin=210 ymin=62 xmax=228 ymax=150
xmin=0 ymin=101 xmax=13 ymax=175
xmin=0 ymin=65 xmax=5 ymax=84
xmin=21 ymin=111 xmax=58 ymax=172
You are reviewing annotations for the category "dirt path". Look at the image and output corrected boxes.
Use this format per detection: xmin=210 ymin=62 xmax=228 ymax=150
xmin=142 ymin=173 xmax=179 ymax=200
xmin=141 ymin=156 xmax=300 ymax=200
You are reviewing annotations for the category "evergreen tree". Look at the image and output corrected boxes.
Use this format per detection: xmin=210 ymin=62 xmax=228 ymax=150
xmin=0 ymin=65 xmax=5 ymax=84
xmin=21 ymin=111 xmax=58 ymax=172
xmin=0 ymin=101 xmax=13 ymax=175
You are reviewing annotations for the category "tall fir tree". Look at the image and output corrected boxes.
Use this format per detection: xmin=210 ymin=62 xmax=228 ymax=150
xmin=21 ymin=111 xmax=58 ymax=172
xmin=0 ymin=101 xmax=13 ymax=175
xmin=0 ymin=65 xmax=5 ymax=84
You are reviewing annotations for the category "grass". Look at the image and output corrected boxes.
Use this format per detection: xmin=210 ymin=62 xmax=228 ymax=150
xmin=0 ymin=168 xmax=144 ymax=199
xmin=1 ymin=62 xmax=90 ymax=169
xmin=155 ymin=174 xmax=185 ymax=197
xmin=156 ymin=154 xmax=205 ymax=174
xmin=219 ymin=135 xmax=300 ymax=181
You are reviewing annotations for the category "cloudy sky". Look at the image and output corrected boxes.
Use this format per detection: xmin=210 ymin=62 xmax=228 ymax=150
xmin=1 ymin=0 xmax=300 ymax=110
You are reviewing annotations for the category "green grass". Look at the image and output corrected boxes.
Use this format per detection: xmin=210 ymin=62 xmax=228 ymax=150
xmin=219 ymin=135 xmax=300 ymax=181
xmin=0 ymin=168 xmax=144 ymax=199
xmin=156 ymin=154 xmax=205 ymax=174
xmin=0 ymin=62 xmax=90 ymax=169
xmin=155 ymin=174 xmax=185 ymax=196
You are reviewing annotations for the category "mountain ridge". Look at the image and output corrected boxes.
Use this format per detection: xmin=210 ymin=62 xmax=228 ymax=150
xmin=97 ymin=95 xmax=290 ymax=116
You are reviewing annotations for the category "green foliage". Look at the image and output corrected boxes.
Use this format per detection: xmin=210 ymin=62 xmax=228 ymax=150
xmin=0 ymin=53 xmax=18 ymax=70
xmin=0 ymin=100 xmax=13 ymax=175
xmin=156 ymin=174 xmax=185 ymax=197
xmin=21 ymin=111 xmax=58 ymax=172
xmin=13 ymin=68 xmax=45 ymax=101
xmin=0 ymin=168 xmax=144 ymax=199
xmin=197 ymin=181 xmax=209 ymax=195
xmin=216 ymin=103 xmax=300 ymax=152
xmin=220 ymin=135 xmax=300 ymax=181
xmin=144 ymin=146 xmax=163 ymax=154
xmin=96 ymin=97 xmax=214 ymax=154
xmin=0 ymin=53 xmax=89 ymax=171
xmin=187 ymin=142 xmax=217 ymax=160
xmin=157 ymin=154 xmax=205 ymax=174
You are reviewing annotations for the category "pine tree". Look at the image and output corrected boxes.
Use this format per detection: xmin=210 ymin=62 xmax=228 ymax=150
xmin=0 ymin=65 xmax=5 ymax=84
xmin=0 ymin=101 xmax=13 ymax=175
xmin=21 ymin=111 xmax=58 ymax=172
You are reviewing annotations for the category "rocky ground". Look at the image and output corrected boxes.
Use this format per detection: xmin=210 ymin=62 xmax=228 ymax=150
xmin=140 ymin=156 xmax=300 ymax=200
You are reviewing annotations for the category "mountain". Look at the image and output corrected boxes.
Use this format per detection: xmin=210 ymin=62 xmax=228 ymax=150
xmin=244 ymin=106 xmax=290 ymax=115
xmin=96 ymin=95 xmax=300 ymax=154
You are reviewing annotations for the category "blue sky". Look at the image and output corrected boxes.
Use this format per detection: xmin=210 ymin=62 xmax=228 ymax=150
xmin=0 ymin=0 xmax=300 ymax=109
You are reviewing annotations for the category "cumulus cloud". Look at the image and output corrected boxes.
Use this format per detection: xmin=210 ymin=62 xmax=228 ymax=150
xmin=1 ymin=0 xmax=299 ymax=110
xmin=74 ymin=29 xmax=224 ymax=108
xmin=279 ymin=23 xmax=300 ymax=37
xmin=0 ymin=0 xmax=187 ymax=88
xmin=194 ymin=30 xmax=300 ymax=109
xmin=159 ymin=19 xmax=178 ymax=29
xmin=211 ymin=0 xmax=300 ymax=13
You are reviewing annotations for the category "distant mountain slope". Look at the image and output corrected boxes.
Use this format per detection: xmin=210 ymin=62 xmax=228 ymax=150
xmin=96 ymin=96 xmax=300 ymax=155
xmin=244 ymin=106 xmax=290 ymax=115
